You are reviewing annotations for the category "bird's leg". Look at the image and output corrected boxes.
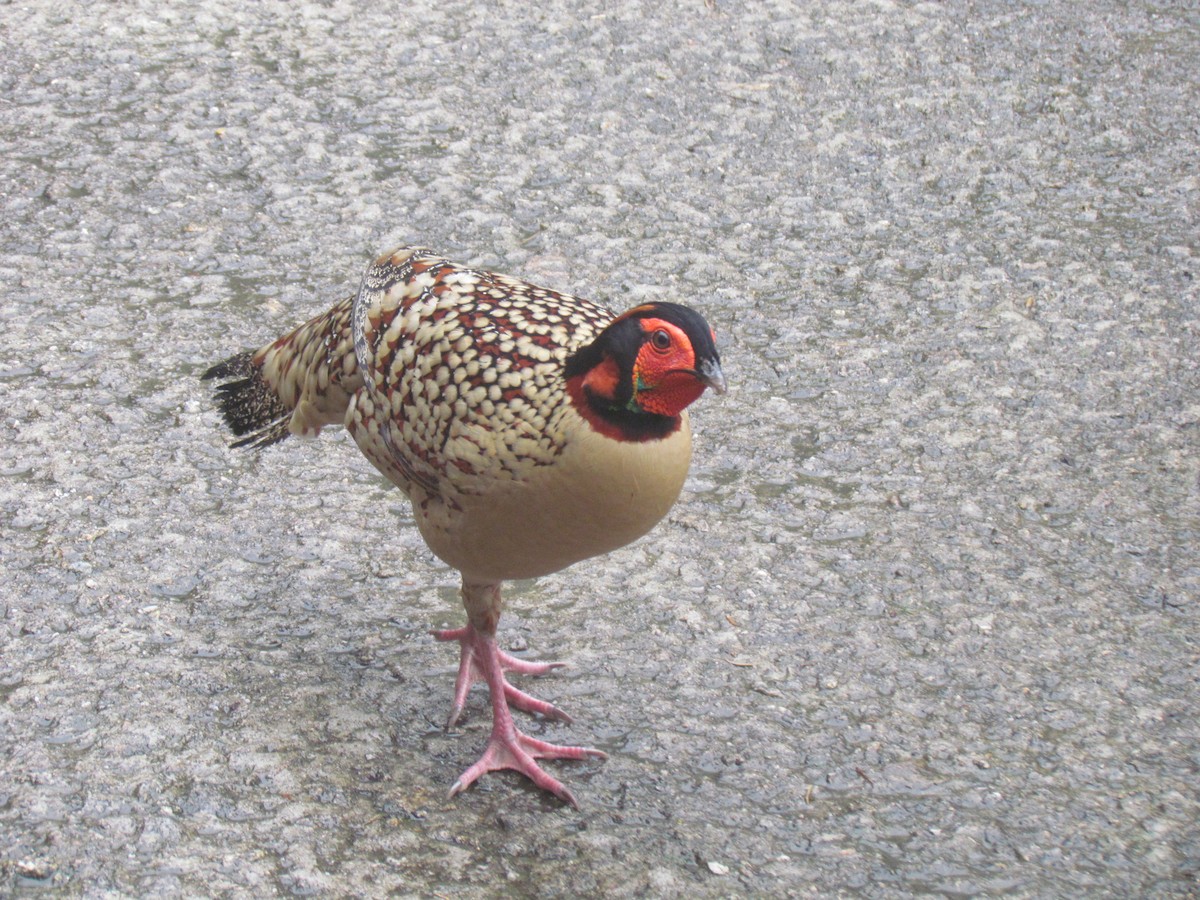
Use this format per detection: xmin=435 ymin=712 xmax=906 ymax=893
xmin=441 ymin=579 xmax=607 ymax=807
xmin=431 ymin=622 xmax=571 ymax=728
xmin=431 ymin=579 xmax=570 ymax=728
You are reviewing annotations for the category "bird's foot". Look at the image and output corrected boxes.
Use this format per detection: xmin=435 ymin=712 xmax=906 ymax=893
xmin=448 ymin=725 xmax=607 ymax=809
xmin=434 ymin=620 xmax=606 ymax=806
xmin=432 ymin=623 xmax=570 ymax=728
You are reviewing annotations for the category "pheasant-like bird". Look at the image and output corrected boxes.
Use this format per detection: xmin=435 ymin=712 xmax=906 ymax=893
xmin=203 ymin=246 xmax=725 ymax=806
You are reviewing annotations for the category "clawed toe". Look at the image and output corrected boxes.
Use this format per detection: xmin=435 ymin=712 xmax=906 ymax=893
xmin=435 ymin=619 xmax=605 ymax=805
xmin=434 ymin=623 xmax=572 ymax=726
xmin=448 ymin=729 xmax=607 ymax=808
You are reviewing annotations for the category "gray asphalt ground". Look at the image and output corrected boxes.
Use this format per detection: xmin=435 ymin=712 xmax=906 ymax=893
xmin=1 ymin=1 xmax=1197 ymax=896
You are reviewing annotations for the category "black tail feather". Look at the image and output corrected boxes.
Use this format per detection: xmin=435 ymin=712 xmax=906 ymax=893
xmin=202 ymin=351 xmax=292 ymax=450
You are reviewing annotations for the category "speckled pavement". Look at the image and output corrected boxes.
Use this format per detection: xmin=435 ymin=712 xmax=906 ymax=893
xmin=1 ymin=2 xmax=1196 ymax=896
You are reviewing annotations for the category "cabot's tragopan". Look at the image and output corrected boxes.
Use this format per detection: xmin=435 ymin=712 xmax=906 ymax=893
xmin=204 ymin=246 xmax=725 ymax=807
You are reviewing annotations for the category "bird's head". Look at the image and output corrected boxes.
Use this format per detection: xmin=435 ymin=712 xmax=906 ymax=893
xmin=564 ymin=301 xmax=726 ymax=442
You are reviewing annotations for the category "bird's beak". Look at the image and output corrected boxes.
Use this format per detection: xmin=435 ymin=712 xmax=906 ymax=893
xmin=698 ymin=358 xmax=728 ymax=395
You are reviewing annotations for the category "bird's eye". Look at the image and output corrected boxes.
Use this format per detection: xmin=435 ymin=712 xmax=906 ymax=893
xmin=650 ymin=329 xmax=672 ymax=351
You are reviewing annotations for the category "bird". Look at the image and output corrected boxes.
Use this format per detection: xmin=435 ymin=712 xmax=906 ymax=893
xmin=202 ymin=246 xmax=725 ymax=807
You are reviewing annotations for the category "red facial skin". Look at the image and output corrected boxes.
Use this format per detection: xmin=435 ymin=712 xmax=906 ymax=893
xmin=565 ymin=317 xmax=713 ymax=442
xmin=629 ymin=318 xmax=707 ymax=417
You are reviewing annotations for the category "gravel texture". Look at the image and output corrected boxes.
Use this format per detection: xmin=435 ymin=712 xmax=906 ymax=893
xmin=1 ymin=1 xmax=1197 ymax=896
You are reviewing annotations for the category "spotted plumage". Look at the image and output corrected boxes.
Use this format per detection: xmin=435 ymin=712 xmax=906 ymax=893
xmin=351 ymin=248 xmax=614 ymax=497
xmin=203 ymin=245 xmax=725 ymax=807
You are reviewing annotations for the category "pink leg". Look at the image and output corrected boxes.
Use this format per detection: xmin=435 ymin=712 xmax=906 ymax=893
xmin=442 ymin=624 xmax=606 ymax=808
xmin=432 ymin=623 xmax=571 ymax=728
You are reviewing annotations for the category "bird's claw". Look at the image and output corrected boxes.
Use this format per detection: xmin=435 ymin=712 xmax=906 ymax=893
xmin=433 ymin=625 xmax=572 ymax=727
xmin=448 ymin=729 xmax=607 ymax=808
